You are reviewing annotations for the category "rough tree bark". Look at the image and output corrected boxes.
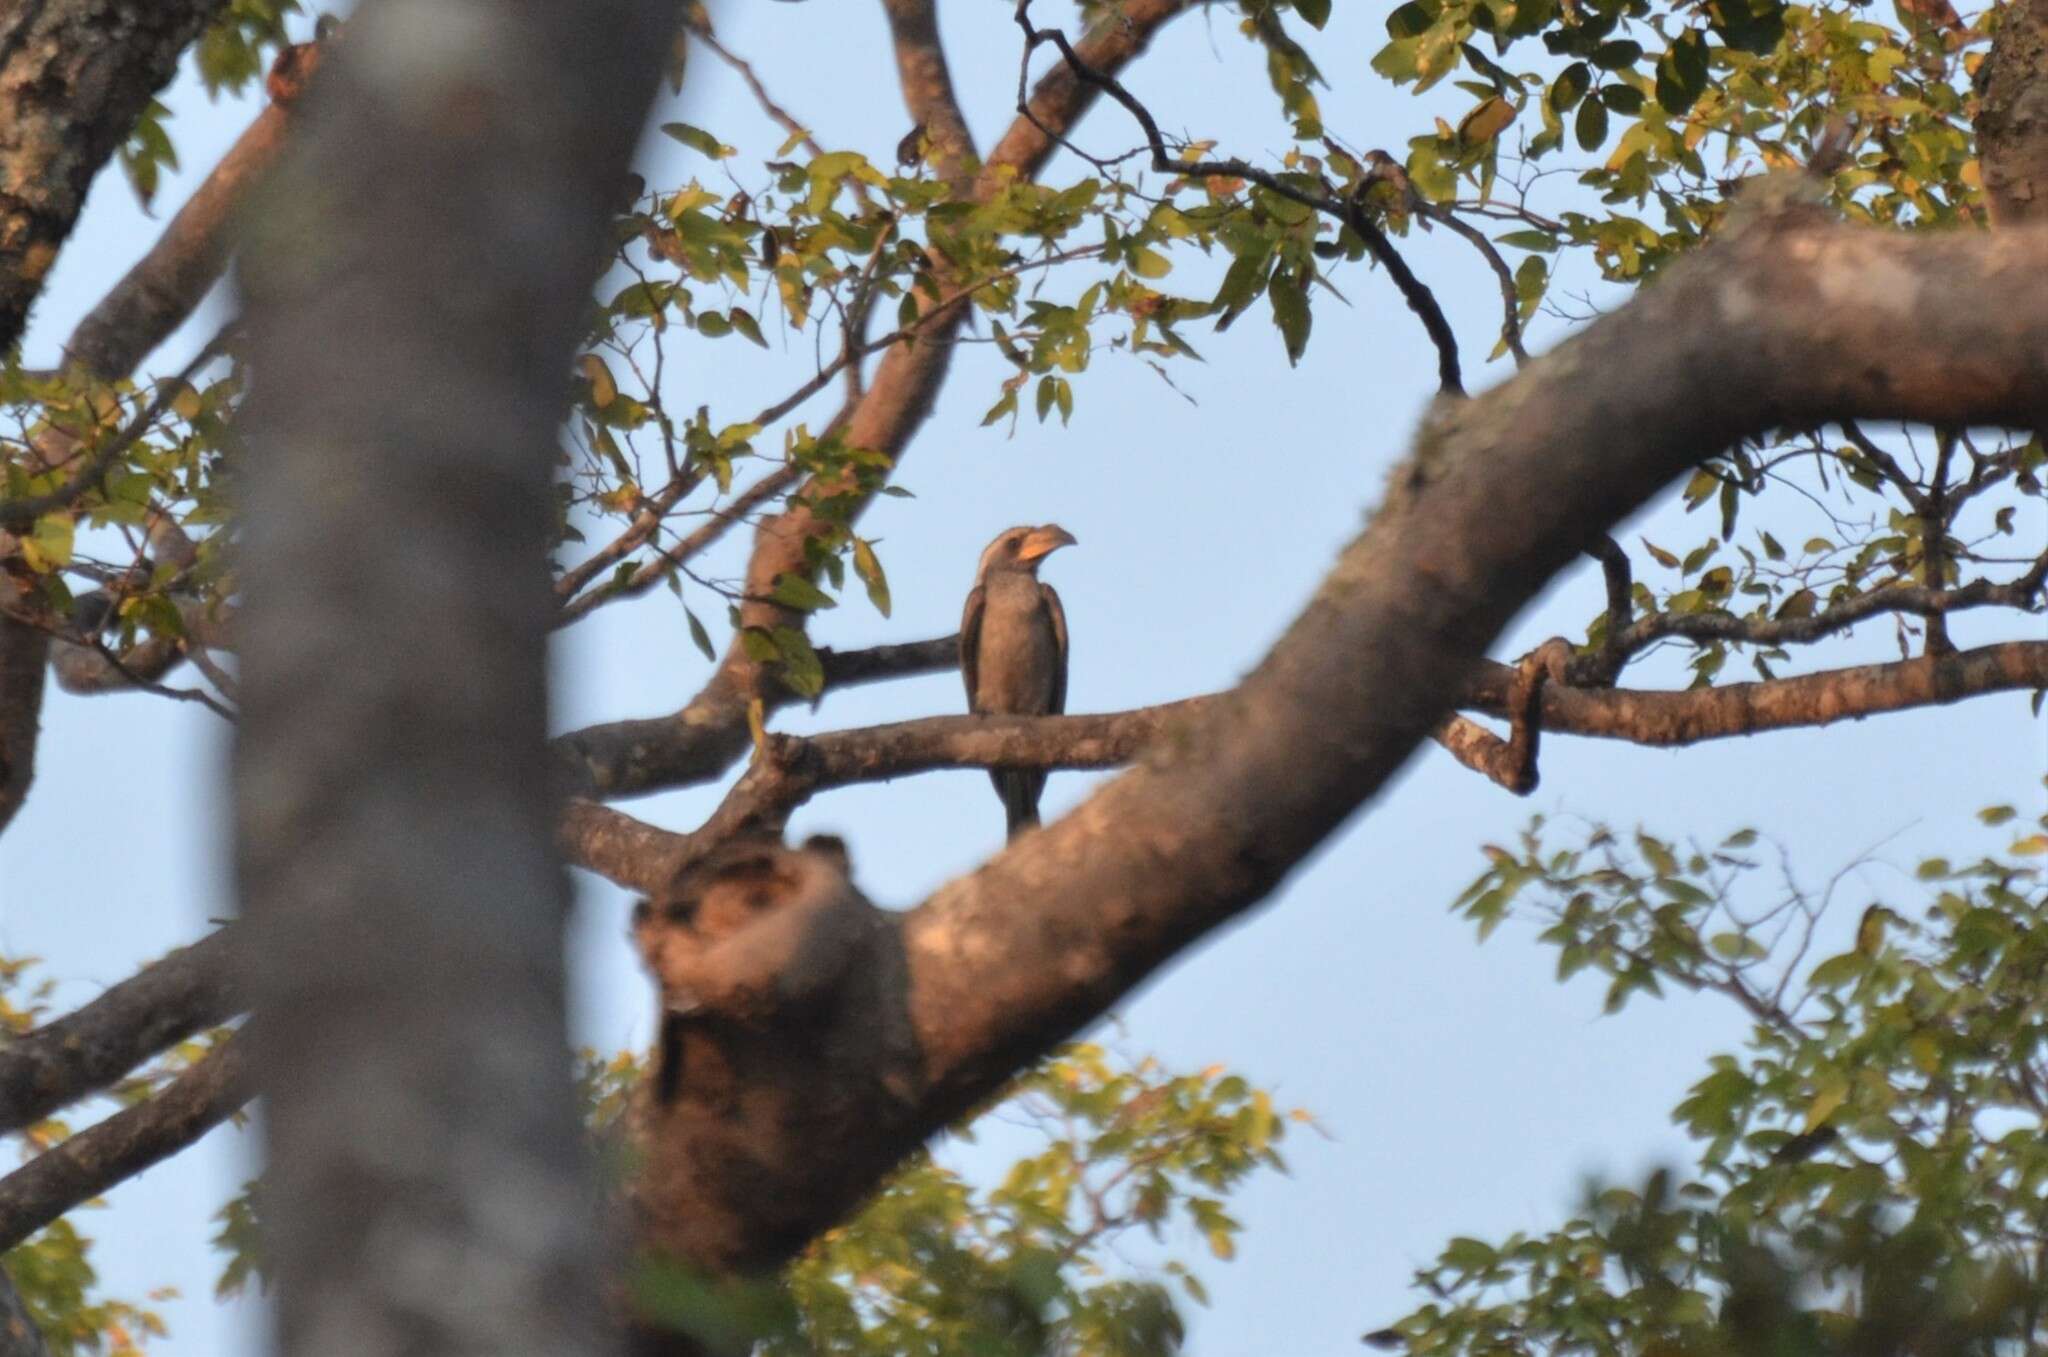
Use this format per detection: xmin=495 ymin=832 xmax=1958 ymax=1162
xmin=1979 ymin=0 xmax=2048 ymax=226
xmin=230 ymin=2 xmax=681 ymax=1354
xmin=0 ymin=0 xmax=228 ymax=351
xmin=0 ymin=568 xmax=44 ymax=834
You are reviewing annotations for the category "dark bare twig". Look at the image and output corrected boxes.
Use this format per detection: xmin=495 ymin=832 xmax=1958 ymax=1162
xmin=556 ymin=464 xmax=801 ymax=626
xmin=1010 ymin=0 xmax=1465 ymax=395
xmin=553 ymin=244 xmax=1104 ymax=614
xmin=1585 ymin=535 xmax=1634 ymax=685
xmin=1431 ymin=640 xmax=1568 ymax=792
xmin=2 ymin=600 xmax=236 ymax=718
xmin=1429 ymin=208 xmax=1530 ymax=367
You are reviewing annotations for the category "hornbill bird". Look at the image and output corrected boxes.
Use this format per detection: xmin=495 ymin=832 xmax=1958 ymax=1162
xmin=960 ymin=524 xmax=1076 ymax=838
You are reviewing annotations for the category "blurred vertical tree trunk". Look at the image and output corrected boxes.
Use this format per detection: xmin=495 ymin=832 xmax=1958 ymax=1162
xmin=231 ymin=3 xmax=680 ymax=1354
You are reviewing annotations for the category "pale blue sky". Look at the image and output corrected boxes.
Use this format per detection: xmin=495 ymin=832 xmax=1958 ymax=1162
xmin=2 ymin=3 xmax=2042 ymax=1354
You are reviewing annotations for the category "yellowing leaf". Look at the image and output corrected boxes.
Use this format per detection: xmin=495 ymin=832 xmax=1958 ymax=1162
xmin=1803 ymin=1080 xmax=1847 ymax=1133
xmin=1458 ymin=96 xmax=1518 ymax=146
xmin=580 ymin=355 xmax=617 ymax=409
xmin=745 ymin=697 xmax=768 ymax=759
xmin=1130 ymin=247 xmax=1173 ymax=279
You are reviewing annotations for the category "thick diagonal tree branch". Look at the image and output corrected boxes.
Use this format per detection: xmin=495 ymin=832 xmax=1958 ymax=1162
xmin=558 ymin=0 xmax=1194 ymax=804
xmin=0 ymin=0 xmax=229 ymax=352
xmin=0 ymin=929 xmax=239 ymax=1138
xmin=61 ymin=36 xmax=322 ymax=379
xmin=0 ymin=1031 xmax=249 ymax=1254
xmin=622 ymin=204 xmax=2048 ymax=1286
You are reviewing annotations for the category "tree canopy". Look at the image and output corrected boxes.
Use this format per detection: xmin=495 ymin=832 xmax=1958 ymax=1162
xmin=0 ymin=0 xmax=2041 ymax=1353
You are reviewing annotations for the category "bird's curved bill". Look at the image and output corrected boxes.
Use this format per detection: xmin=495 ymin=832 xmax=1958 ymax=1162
xmin=1018 ymin=524 xmax=1078 ymax=561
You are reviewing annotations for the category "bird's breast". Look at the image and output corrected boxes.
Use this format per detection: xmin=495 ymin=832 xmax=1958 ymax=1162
xmin=971 ymin=577 xmax=1062 ymax=716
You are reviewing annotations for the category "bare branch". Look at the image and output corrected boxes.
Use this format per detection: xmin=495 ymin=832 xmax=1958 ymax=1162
xmin=1475 ymin=640 xmax=2048 ymax=746
xmin=555 ymin=633 xmax=958 ymax=798
xmin=1583 ymin=534 xmax=1634 ymax=686
xmin=1432 ymin=641 xmax=1570 ymax=793
xmin=0 ymin=1031 xmax=249 ymax=1253
xmin=61 ymin=37 xmax=323 ymax=378
xmin=0 ymin=930 xmax=239 ymax=1137
xmin=1429 ymin=204 xmax=1531 ymax=367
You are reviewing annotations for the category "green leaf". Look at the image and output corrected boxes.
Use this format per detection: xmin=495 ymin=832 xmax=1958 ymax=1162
xmin=1574 ymin=96 xmax=1609 ymax=152
xmin=1600 ymin=84 xmax=1645 ymax=114
xmin=1129 ymin=247 xmax=1173 ymax=279
xmin=728 ymin=308 xmax=767 ymax=348
xmin=1549 ymin=61 xmax=1592 ymax=112
xmin=1386 ymin=1 xmax=1436 ymax=38
xmin=1802 ymin=1079 xmax=1847 ymax=1133
xmin=1443 ymin=1237 xmax=1498 ymax=1272
xmin=1591 ymin=39 xmax=1644 ymax=69
xmin=1295 ymin=0 xmax=1332 ymax=28
xmin=769 ymin=573 xmax=837 ymax=612
xmin=684 ymin=607 xmax=716 ymax=662
xmin=21 ymin=514 xmax=73 ymax=573
xmin=660 ymin=122 xmax=733 ymax=159
xmin=1269 ymin=270 xmax=1312 ymax=365
xmin=770 ymin=627 xmax=825 ymax=698
xmin=1513 ymin=255 xmax=1548 ymax=318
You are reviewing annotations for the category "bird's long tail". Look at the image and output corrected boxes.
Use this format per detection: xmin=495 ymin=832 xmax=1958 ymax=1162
xmin=993 ymin=769 xmax=1045 ymax=840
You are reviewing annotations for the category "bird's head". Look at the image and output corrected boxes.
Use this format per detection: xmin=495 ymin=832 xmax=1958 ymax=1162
xmin=976 ymin=523 xmax=1077 ymax=580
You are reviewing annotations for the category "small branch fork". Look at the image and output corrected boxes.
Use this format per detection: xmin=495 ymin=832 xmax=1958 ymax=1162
xmin=1010 ymin=0 xmax=1467 ymax=394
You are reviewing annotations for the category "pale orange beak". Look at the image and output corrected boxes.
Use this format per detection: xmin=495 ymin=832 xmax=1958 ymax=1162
xmin=1017 ymin=524 xmax=1077 ymax=563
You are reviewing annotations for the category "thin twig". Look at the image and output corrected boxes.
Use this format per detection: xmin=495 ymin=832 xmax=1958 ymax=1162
xmin=1010 ymin=0 xmax=1465 ymax=395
